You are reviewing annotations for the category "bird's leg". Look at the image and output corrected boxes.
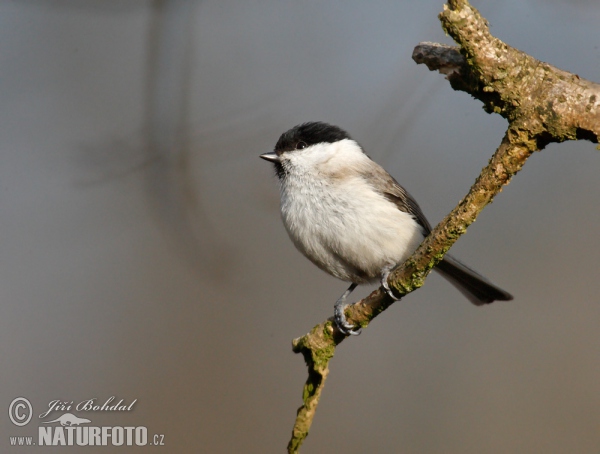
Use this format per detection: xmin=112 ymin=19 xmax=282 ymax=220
xmin=381 ymin=265 xmax=401 ymax=301
xmin=333 ymin=282 xmax=360 ymax=335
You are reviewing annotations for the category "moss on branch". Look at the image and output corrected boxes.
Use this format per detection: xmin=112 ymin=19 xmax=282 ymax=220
xmin=287 ymin=1 xmax=600 ymax=452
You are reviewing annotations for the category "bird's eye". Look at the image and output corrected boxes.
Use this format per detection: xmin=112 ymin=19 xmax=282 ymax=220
xmin=296 ymin=141 xmax=307 ymax=150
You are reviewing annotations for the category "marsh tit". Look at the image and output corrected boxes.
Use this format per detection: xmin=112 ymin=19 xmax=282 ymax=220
xmin=261 ymin=122 xmax=512 ymax=335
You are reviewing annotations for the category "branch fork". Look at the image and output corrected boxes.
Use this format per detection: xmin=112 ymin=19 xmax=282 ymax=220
xmin=287 ymin=1 xmax=600 ymax=451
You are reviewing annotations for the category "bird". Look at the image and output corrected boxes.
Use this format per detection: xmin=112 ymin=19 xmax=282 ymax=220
xmin=261 ymin=122 xmax=512 ymax=334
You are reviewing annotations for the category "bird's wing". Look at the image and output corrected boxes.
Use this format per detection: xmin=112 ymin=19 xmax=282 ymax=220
xmin=360 ymin=160 xmax=432 ymax=234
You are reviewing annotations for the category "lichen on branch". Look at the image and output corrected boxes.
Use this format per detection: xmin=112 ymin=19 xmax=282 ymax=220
xmin=286 ymin=1 xmax=600 ymax=452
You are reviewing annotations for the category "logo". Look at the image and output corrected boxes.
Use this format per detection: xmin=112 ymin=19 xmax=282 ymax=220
xmin=41 ymin=413 xmax=91 ymax=426
xmin=8 ymin=398 xmax=32 ymax=427
xmin=8 ymin=396 xmax=165 ymax=448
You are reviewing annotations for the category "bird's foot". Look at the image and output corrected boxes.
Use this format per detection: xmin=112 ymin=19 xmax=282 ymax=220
xmin=334 ymin=300 xmax=361 ymax=335
xmin=381 ymin=266 xmax=401 ymax=301
xmin=333 ymin=283 xmax=361 ymax=335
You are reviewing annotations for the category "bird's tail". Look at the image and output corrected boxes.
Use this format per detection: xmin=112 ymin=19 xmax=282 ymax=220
xmin=435 ymin=254 xmax=513 ymax=305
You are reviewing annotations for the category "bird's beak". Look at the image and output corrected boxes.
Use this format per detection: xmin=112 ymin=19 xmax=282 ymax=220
xmin=260 ymin=152 xmax=280 ymax=163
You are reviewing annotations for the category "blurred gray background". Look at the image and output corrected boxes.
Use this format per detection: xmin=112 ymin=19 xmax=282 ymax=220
xmin=1 ymin=0 xmax=599 ymax=452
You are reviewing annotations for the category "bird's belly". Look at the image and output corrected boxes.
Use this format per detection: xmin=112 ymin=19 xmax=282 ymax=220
xmin=281 ymin=181 xmax=425 ymax=283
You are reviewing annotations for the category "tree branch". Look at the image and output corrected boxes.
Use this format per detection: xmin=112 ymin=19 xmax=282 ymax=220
xmin=287 ymin=1 xmax=600 ymax=452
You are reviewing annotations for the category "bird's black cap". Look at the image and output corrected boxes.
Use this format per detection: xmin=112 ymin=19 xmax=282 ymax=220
xmin=274 ymin=122 xmax=351 ymax=155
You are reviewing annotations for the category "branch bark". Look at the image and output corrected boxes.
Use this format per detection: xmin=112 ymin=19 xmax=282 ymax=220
xmin=287 ymin=1 xmax=600 ymax=452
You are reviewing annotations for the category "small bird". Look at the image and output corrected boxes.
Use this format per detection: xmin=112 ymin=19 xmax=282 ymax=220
xmin=261 ymin=122 xmax=512 ymax=334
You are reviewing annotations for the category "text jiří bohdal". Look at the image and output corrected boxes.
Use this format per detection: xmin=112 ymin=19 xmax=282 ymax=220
xmin=39 ymin=397 xmax=137 ymax=419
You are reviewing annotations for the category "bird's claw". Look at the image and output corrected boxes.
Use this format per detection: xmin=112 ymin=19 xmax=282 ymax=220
xmin=381 ymin=267 xmax=401 ymax=301
xmin=334 ymin=302 xmax=361 ymax=335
